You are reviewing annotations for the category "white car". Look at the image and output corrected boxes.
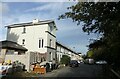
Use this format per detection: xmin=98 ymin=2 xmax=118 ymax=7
xmin=0 ymin=65 xmax=12 ymax=77
xmin=95 ymin=60 xmax=107 ymax=65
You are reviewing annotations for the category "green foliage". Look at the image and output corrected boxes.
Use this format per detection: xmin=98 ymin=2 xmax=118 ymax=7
xmin=60 ymin=55 xmax=70 ymax=65
xmin=59 ymin=2 xmax=120 ymax=65
xmin=87 ymin=50 xmax=94 ymax=58
xmin=82 ymin=54 xmax=87 ymax=59
xmin=59 ymin=2 xmax=120 ymax=35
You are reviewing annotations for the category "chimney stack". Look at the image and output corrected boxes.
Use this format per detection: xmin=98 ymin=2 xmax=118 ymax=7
xmin=32 ymin=19 xmax=39 ymax=24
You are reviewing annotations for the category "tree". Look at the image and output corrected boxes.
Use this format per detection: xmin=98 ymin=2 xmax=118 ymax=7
xmin=60 ymin=55 xmax=70 ymax=66
xmin=82 ymin=54 xmax=87 ymax=59
xmin=59 ymin=2 xmax=120 ymax=65
xmin=59 ymin=2 xmax=120 ymax=35
xmin=86 ymin=50 xmax=94 ymax=58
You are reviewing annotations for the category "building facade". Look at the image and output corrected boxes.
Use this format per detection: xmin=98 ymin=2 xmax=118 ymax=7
xmin=4 ymin=19 xmax=81 ymax=71
xmin=0 ymin=40 xmax=27 ymax=63
xmin=6 ymin=19 xmax=57 ymax=62
xmin=56 ymin=42 xmax=78 ymax=63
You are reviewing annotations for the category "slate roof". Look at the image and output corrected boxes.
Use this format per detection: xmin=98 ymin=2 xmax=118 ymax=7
xmin=0 ymin=40 xmax=28 ymax=51
xmin=56 ymin=41 xmax=77 ymax=54
xmin=5 ymin=20 xmax=56 ymax=28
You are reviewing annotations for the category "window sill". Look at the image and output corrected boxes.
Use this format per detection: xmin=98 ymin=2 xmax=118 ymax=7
xmin=22 ymin=32 xmax=26 ymax=34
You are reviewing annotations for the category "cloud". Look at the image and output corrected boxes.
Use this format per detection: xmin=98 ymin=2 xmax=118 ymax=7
xmin=1 ymin=2 xmax=96 ymax=54
xmin=0 ymin=4 xmax=1 ymax=12
xmin=1 ymin=2 xmax=75 ymax=27
xmin=25 ymin=3 xmax=55 ymax=12
xmin=0 ymin=3 xmax=9 ymax=28
xmin=69 ymin=44 xmax=88 ymax=53
xmin=25 ymin=2 xmax=75 ymax=16
xmin=59 ymin=40 xmax=89 ymax=54
xmin=2 ymin=2 xmax=75 ymax=26
xmin=2 ymin=0 xmax=72 ymax=2
xmin=24 ymin=2 xmax=69 ymax=18
xmin=0 ymin=15 xmax=2 ymax=27
xmin=0 ymin=3 xmax=9 ymax=14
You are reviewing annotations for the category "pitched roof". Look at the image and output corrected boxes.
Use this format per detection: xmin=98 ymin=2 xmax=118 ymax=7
xmin=0 ymin=40 xmax=28 ymax=51
xmin=56 ymin=41 xmax=76 ymax=54
xmin=5 ymin=20 xmax=56 ymax=28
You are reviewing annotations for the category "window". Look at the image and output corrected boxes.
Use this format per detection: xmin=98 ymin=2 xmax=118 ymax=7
xmin=22 ymin=27 xmax=26 ymax=33
xmin=6 ymin=50 xmax=14 ymax=55
xmin=22 ymin=39 xmax=25 ymax=45
xmin=49 ymin=39 xmax=52 ymax=47
xmin=49 ymin=52 xmax=52 ymax=61
xmin=42 ymin=39 xmax=44 ymax=47
xmin=50 ymin=25 xmax=53 ymax=32
xmin=39 ymin=40 xmax=41 ymax=48
xmin=39 ymin=39 xmax=44 ymax=48
xmin=0 ymin=48 xmax=1 ymax=55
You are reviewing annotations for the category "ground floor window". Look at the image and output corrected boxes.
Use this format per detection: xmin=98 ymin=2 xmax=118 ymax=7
xmin=6 ymin=50 xmax=14 ymax=55
xmin=39 ymin=39 xmax=44 ymax=48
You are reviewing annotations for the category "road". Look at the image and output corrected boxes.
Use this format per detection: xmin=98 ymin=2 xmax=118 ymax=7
xmin=42 ymin=64 xmax=109 ymax=79
xmin=2 ymin=64 xmax=112 ymax=79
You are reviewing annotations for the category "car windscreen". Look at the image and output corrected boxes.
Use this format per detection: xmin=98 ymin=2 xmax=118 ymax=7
xmin=70 ymin=60 xmax=78 ymax=63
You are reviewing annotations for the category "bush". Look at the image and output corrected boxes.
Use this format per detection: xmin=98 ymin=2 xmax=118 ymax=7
xmin=60 ymin=55 xmax=70 ymax=66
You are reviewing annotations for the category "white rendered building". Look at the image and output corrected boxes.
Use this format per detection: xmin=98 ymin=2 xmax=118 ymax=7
xmin=6 ymin=19 xmax=57 ymax=62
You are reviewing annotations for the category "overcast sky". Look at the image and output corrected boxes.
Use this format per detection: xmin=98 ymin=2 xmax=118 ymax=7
xmin=0 ymin=2 xmax=99 ymax=54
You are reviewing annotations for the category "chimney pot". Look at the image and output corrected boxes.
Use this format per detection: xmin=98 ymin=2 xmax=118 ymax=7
xmin=32 ymin=19 xmax=39 ymax=24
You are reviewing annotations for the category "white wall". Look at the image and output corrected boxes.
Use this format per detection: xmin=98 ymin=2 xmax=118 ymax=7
xmin=5 ymin=51 xmax=46 ymax=71
xmin=47 ymin=48 xmax=56 ymax=61
xmin=56 ymin=43 xmax=81 ymax=62
xmin=56 ymin=45 xmax=62 ymax=62
xmin=47 ymin=33 xmax=56 ymax=49
xmin=5 ymin=54 xmax=29 ymax=71
xmin=7 ymin=21 xmax=57 ymax=62
xmin=7 ymin=24 xmax=49 ymax=53
xmin=56 ymin=45 xmax=74 ymax=63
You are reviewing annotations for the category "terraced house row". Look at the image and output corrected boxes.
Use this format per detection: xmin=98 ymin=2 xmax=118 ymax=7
xmin=0 ymin=19 xmax=81 ymax=71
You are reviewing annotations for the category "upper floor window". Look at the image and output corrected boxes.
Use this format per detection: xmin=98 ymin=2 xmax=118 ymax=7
xmin=22 ymin=27 xmax=26 ymax=34
xmin=49 ymin=39 xmax=52 ymax=47
xmin=39 ymin=39 xmax=44 ymax=48
xmin=50 ymin=25 xmax=53 ymax=32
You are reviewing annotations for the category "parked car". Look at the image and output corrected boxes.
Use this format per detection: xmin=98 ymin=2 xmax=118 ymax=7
xmin=77 ymin=60 xmax=81 ymax=64
xmin=95 ymin=60 xmax=107 ymax=65
xmin=88 ymin=59 xmax=94 ymax=64
xmin=0 ymin=65 xmax=12 ymax=77
xmin=69 ymin=60 xmax=79 ymax=67
xmin=84 ymin=58 xmax=94 ymax=64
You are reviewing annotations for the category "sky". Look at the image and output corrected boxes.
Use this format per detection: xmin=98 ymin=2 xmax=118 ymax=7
xmin=0 ymin=1 xmax=99 ymax=54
